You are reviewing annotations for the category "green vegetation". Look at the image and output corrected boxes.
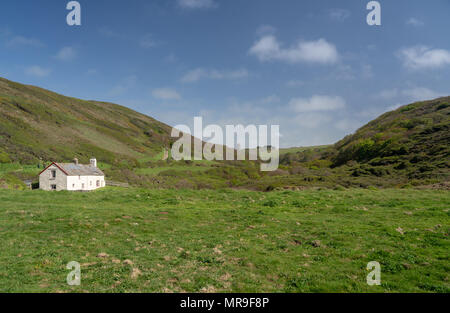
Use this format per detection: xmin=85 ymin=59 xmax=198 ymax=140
xmin=0 ymin=78 xmax=448 ymax=294
xmin=0 ymin=149 xmax=11 ymax=164
xmin=280 ymin=145 xmax=331 ymax=156
xmin=0 ymin=77 xmax=448 ymax=191
xmin=279 ymin=97 xmax=450 ymax=189
xmin=0 ymin=77 xmax=173 ymax=166
xmin=0 ymin=187 xmax=448 ymax=293
xmin=332 ymin=99 xmax=449 ymax=174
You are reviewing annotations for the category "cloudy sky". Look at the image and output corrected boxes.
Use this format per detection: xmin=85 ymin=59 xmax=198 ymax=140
xmin=1 ymin=0 xmax=450 ymax=147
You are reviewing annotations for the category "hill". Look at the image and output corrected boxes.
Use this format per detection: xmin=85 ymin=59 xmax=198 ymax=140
xmin=0 ymin=77 xmax=448 ymax=190
xmin=0 ymin=77 xmax=172 ymax=165
xmin=278 ymin=97 xmax=449 ymax=187
xmin=331 ymin=97 xmax=450 ymax=181
xmin=279 ymin=145 xmax=331 ymax=155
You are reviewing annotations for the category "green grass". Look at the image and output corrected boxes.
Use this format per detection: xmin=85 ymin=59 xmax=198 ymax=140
xmin=1 ymin=77 xmax=448 ymax=190
xmin=0 ymin=163 xmax=41 ymax=175
xmin=0 ymin=187 xmax=448 ymax=293
xmin=136 ymin=164 xmax=213 ymax=176
xmin=279 ymin=145 xmax=331 ymax=155
xmin=0 ymin=77 xmax=172 ymax=165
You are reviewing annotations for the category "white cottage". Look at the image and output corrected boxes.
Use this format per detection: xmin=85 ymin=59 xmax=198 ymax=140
xmin=39 ymin=158 xmax=105 ymax=191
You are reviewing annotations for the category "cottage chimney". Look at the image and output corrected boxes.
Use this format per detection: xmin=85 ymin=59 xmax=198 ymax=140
xmin=73 ymin=158 xmax=79 ymax=165
xmin=90 ymin=157 xmax=97 ymax=168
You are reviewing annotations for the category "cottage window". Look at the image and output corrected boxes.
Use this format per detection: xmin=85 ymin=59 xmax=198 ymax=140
xmin=82 ymin=183 xmax=85 ymax=189
xmin=51 ymin=170 xmax=56 ymax=178
xmin=51 ymin=185 xmax=57 ymax=190
xmin=96 ymin=180 xmax=100 ymax=187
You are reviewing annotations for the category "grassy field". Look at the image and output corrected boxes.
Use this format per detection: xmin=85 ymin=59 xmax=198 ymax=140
xmin=135 ymin=163 xmax=214 ymax=176
xmin=0 ymin=187 xmax=448 ymax=293
xmin=279 ymin=145 xmax=331 ymax=155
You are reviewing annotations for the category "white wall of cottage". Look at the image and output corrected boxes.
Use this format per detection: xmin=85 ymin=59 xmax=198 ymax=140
xmin=39 ymin=165 xmax=105 ymax=191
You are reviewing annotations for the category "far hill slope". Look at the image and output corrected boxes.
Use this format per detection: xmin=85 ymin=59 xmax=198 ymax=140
xmin=331 ymin=97 xmax=449 ymax=181
xmin=0 ymin=77 xmax=172 ymax=164
xmin=0 ymin=77 xmax=448 ymax=190
xmin=278 ymin=97 xmax=449 ymax=186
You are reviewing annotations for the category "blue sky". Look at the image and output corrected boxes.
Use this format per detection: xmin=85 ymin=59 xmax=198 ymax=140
xmin=1 ymin=0 xmax=450 ymax=147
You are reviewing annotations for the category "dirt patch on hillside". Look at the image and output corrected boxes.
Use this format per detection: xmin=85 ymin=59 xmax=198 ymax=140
xmin=417 ymin=181 xmax=450 ymax=190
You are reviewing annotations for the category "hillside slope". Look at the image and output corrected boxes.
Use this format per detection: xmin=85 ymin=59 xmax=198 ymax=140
xmin=0 ymin=77 xmax=448 ymax=190
xmin=0 ymin=77 xmax=172 ymax=165
xmin=331 ymin=97 xmax=450 ymax=181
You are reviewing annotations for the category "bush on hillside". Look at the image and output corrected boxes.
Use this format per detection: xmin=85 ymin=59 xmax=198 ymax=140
xmin=0 ymin=151 xmax=11 ymax=163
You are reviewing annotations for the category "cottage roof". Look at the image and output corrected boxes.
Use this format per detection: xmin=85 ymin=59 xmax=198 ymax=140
xmin=39 ymin=162 xmax=104 ymax=177
xmin=57 ymin=163 xmax=105 ymax=176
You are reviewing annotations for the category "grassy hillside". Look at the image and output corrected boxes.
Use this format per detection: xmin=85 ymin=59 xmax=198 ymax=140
xmin=0 ymin=77 xmax=240 ymax=189
xmin=279 ymin=145 xmax=331 ymax=156
xmin=0 ymin=187 xmax=448 ymax=292
xmin=0 ymin=80 xmax=448 ymax=293
xmin=0 ymin=77 xmax=448 ymax=190
xmin=279 ymin=98 xmax=450 ymax=188
xmin=0 ymin=77 xmax=173 ymax=165
xmin=332 ymin=97 xmax=450 ymax=180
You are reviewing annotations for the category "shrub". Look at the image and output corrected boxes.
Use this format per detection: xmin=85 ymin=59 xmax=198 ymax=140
xmin=0 ymin=151 xmax=11 ymax=164
xmin=1 ymin=173 xmax=26 ymax=190
xmin=263 ymin=199 xmax=277 ymax=207
xmin=289 ymin=166 xmax=309 ymax=175
xmin=395 ymin=161 xmax=409 ymax=170
xmin=436 ymin=102 xmax=449 ymax=111
xmin=158 ymin=169 xmax=181 ymax=177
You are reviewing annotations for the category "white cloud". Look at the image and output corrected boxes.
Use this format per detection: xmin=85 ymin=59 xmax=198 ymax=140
xmin=386 ymin=103 xmax=404 ymax=112
xmin=152 ymin=110 xmax=195 ymax=133
xmin=326 ymin=64 xmax=356 ymax=80
xmin=406 ymin=18 xmax=424 ymax=27
xmin=99 ymin=28 xmax=159 ymax=48
xmin=379 ymin=88 xmax=399 ymax=100
xmin=152 ymin=88 xmax=182 ymax=100
xmin=177 ymin=0 xmax=217 ymax=9
xmin=376 ymin=87 xmax=446 ymax=103
xmin=164 ymin=53 xmax=178 ymax=63
xmin=361 ymin=64 xmax=374 ymax=78
xmin=25 ymin=66 xmax=50 ymax=77
xmin=286 ymin=80 xmax=305 ymax=87
xmin=398 ymin=46 xmax=450 ymax=70
xmin=152 ymin=94 xmax=350 ymax=148
xmin=289 ymin=95 xmax=346 ymax=113
xmin=140 ymin=34 xmax=157 ymax=48
xmin=402 ymin=87 xmax=445 ymax=102
xmin=6 ymin=36 xmax=44 ymax=48
xmin=224 ymin=98 xmax=342 ymax=145
xmin=108 ymin=75 xmax=137 ymax=97
xmin=0 ymin=29 xmax=44 ymax=48
xmin=181 ymin=68 xmax=249 ymax=83
xmin=86 ymin=69 xmax=98 ymax=75
xmin=335 ymin=119 xmax=361 ymax=132
xmin=0 ymin=28 xmax=11 ymax=37
xmin=293 ymin=112 xmax=332 ymax=129
xmin=260 ymin=95 xmax=280 ymax=104
xmin=256 ymin=25 xmax=276 ymax=36
xmin=329 ymin=9 xmax=351 ymax=22
xmin=55 ymin=46 xmax=77 ymax=61
xmin=98 ymin=27 xmax=124 ymax=39
xmin=249 ymin=35 xmax=339 ymax=64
